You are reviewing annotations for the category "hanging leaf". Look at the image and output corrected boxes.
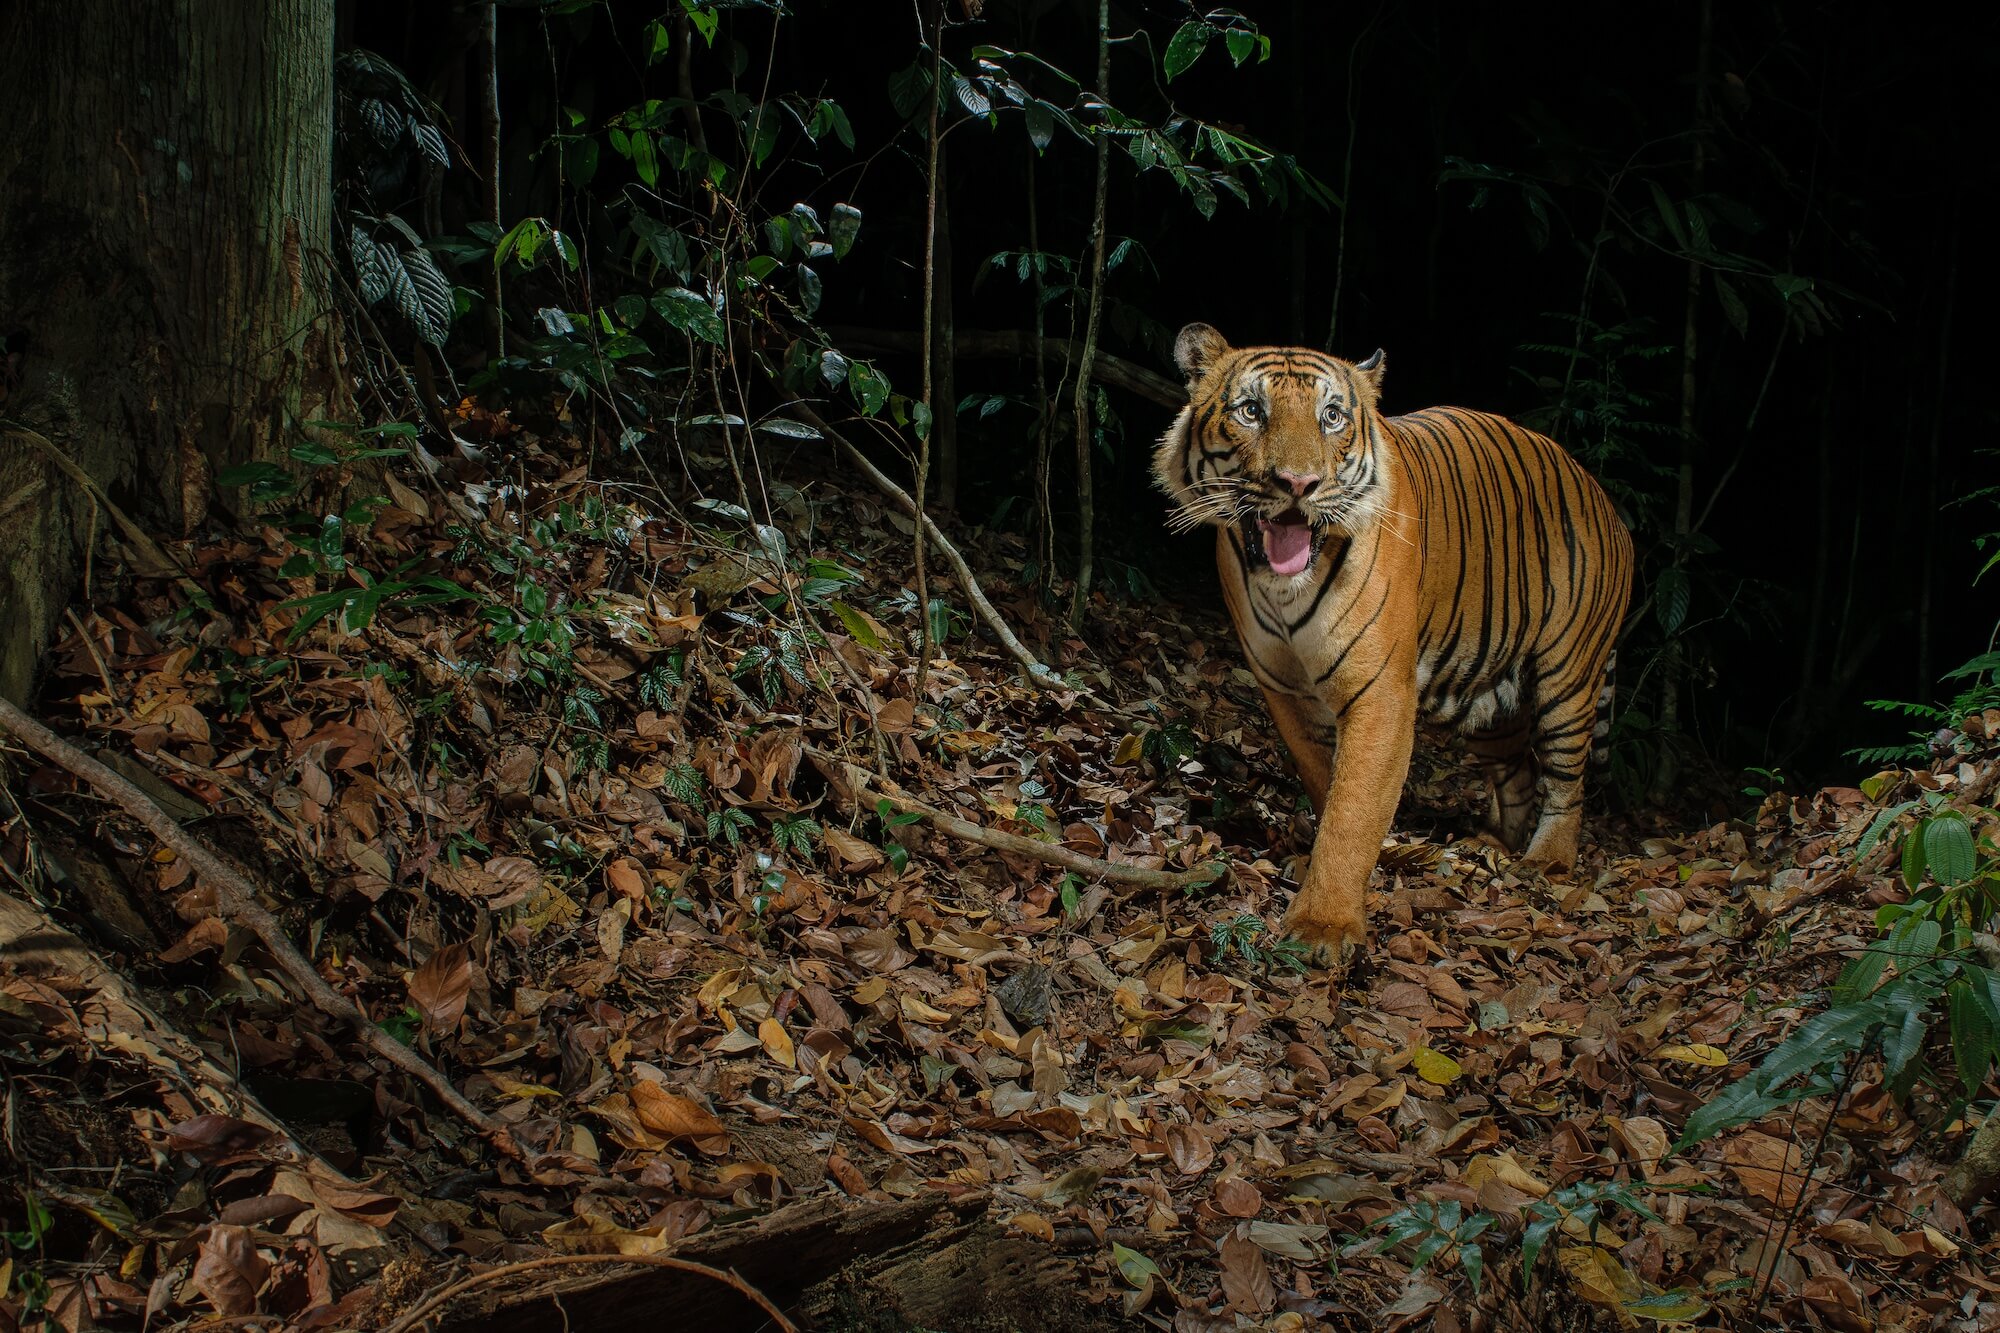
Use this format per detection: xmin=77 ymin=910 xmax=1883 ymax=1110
xmin=350 ymin=225 xmax=391 ymax=305
xmin=1163 ymin=22 xmax=1213 ymax=81
xmin=829 ymin=202 xmax=862 ymax=260
xmin=652 ymin=287 xmax=727 ymax=346
xmin=1655 ymin=567 xmax=1691 ymax=635
xmin=401 ymin=246 xmax=455 ymax=346
xmin=1923 ymin=813 xmax=1976 ymax=885
xmin=408 ymin=120 xmax=450 ymax=169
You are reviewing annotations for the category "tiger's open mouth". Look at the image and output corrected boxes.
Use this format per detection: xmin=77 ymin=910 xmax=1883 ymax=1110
xmin=1248 ymin=509 xmax=1320 ymax=577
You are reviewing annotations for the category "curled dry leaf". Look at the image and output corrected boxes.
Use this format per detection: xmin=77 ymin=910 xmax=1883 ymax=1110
xmin=192 ymin=1224 xmax=269 ymax=1317
xmin=408 ymin=942 xmax=472 ymax=1032
xmin=628 ymin=1079 xmax=728 ymax=1145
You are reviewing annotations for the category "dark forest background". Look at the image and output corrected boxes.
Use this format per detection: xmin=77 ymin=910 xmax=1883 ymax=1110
xmin=345 ymin=0 xmax=2000 ymax=790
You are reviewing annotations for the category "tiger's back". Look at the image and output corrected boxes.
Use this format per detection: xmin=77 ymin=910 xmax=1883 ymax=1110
xmin=1153 ymin=325 xmax=1631 ymax=970
xmin=1393 ymin=405 xmax=1632 ymax=744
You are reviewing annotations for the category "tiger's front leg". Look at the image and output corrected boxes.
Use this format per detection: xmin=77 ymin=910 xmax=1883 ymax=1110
xmin=1281 ymin=682 xmax=1419 ymax=973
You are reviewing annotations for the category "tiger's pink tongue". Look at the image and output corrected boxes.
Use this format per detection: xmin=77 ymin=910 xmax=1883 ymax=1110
xmin=1260 ymin=519 xmax=1314 ymax=575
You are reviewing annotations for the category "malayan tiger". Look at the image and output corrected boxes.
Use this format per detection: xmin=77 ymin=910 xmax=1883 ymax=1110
xmin=1153 ymin=324 xmax=1633 ymax=972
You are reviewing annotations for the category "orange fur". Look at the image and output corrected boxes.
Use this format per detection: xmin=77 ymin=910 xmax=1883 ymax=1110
xmin=1155 ymin=325 xmax=1633 ymax=970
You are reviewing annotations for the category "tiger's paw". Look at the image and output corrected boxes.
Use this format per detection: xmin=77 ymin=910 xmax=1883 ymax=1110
xmin=1279 ymin=910 xmax=1367 ymax=979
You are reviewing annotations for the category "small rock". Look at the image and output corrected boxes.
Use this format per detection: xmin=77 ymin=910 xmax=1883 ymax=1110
xmin=994 ymin=964 xmax=1053 ymax=1028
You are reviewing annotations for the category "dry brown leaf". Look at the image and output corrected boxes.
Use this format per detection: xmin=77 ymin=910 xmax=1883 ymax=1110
xmin=408 ymin=942 xmax=472 ymax=1032
xmin=628 ymin=1080 xmax=727 ymax=1143
xmin=192 ymin=1225 xmax=268 ymax=1317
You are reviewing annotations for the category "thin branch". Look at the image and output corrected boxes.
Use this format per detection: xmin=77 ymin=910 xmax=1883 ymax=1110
xmin=823 ymin=327 xmax=1181 ymax=409
xmin=0 ymin=696 xmax=523 ymax=1161
xmin=785 ymin=399 xmax=1079 ymax=697
xmin=914 ymin=0 xmax=944 ymax=700
xmin=379 ymin=1252 xmax=796 ymax=1333
xmin=810 ymin=748 xmax=1227 ymax=892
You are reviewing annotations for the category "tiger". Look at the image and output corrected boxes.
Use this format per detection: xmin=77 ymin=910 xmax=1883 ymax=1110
xmin=1153 ymin=324 xmax=1633 ymax=972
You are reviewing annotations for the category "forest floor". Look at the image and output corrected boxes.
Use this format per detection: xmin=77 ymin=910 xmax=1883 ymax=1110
xmin=3 ymin=408 xmax=1997 ymax=1332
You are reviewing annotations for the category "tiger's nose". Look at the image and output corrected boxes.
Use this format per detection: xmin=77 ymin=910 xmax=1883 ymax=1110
xmin=1276 ymin=469 xmax=1321 ymax=497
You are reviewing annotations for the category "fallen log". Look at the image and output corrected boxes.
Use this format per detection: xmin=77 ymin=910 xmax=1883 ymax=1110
xmin=429 ymin=1191 xmax=989 ymax=1333
xmin=0 ymin=696 xmax=522 ymax=1160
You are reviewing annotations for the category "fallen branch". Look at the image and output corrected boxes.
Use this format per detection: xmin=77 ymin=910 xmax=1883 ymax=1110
xmin=0 ymin=696 xmax=522 ymax=1161
xmin=382 ymin=1253 xmax=797 ymax=1333
xmin=787 ymin=401 xmax=1083 ymax=698
xmin=824 ymin=326 xmax=1182 ymax=410
xmin=811 ymin=747 xmax=1226 ymax=892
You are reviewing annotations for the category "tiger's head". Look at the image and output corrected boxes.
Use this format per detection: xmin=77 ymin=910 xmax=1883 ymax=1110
xmin=1152 ymin=323 xmax=1390 ymax=578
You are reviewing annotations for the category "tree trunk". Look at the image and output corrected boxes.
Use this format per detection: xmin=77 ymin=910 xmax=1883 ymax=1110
xmin=0 ymin=0 xmax=345 ymax=703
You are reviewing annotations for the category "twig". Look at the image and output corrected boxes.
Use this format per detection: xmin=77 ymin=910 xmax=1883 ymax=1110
xmin=913 ymin=0 xmax=945 ymax=701
xmin=0 ymin=696 xmax=523 ymax=1161
xmin=379 ymin=1252 xmax=797 ymax=1333
xmin=785 ymin=400 xmax=1083 ymax=699
xmin=809 ymin=746 xmax=1226 ymax=892
xmin=823 ymin=327 xmax=1182 ymax=411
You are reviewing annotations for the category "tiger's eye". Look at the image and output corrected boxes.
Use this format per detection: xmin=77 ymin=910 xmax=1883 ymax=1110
xmin=1322 ymin=405 xmax=1347 ymax=431
xmin=1234 ymin=400 xmax=1263 ymax=426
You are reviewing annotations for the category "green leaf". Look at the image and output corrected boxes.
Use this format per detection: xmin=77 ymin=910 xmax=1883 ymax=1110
xmin=1902 ymin=828 xmax=1928 ymax=889
xmin=1881 ymin=1005 xmax=1927 ymax=1098
xmin=1655 ymin=567 xmax=1691 ymax=635
xmin=830 ymin=600 xmax=880 ymax=649
xmin=1024 ymin=100 xmax=1055 ymax=151
xmin=828 ymin=202 xmax=862 ymax=259
xmin=1924 ymin=814 xmax=1976 ymax=886
xmin=795 ymin=264 xmax=822 ymax=317
xmin=1624 ymin=1291 xmax=1710 ymax=1321
xmin=1163 ymin=22 xmax=1213 ymax=81
xmin=652 ymin=287 xmax=727 ymax=345
xmin=1110 ymin=1242 xmax=1159 ymax=1289
xmin=1224 ymin=28 xmax=1258 ymax=66
xmin=1949 ymin=980 xmax=1994 ymax=1095
xmin=888 ymin=61 xmax=933 ymax=120
xmin=849 ymin=360 xmax=890 ymax=416
xmin=1521 ymin=1212 xmax=1560 ymax=1273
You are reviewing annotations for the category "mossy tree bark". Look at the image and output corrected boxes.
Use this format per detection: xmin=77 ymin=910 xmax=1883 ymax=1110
xmin=0 ymin=0 xmax=346 ymax=702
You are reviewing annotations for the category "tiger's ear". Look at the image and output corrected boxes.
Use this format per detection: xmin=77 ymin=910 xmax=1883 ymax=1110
xmin=1175 ymin=323 xmax=1230 ymax=384
xmin=1353 ymin=347 xmax=1386 ymax=398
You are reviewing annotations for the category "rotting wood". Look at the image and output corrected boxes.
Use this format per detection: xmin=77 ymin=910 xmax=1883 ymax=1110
xmin=0 ymin=696 xmax=524 ymax=1161
xmin=430 ymin=1191 xmax=986 ymax=1333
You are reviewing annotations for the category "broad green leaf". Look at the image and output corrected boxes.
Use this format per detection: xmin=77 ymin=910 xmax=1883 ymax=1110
xmin=1225 ymin=29 xmax=1258 ymax=66
xmin=1110 ymin=1242 xmax=1159 ymax=1289
xmin=829 ymin=202 xmax=862 ymax=259
xmin=1949 ymin=980 xmax=1994 ymax=1095
xmin=1163 ymin=22 xmax=1212 ymax=81
xmin=829 ymin=600 xmax=882 ymax=650
xmin=1655 ymin=567 xmax=1691 ymax=635
xmin=1924 ymin=814 xmax=1976 ymax=886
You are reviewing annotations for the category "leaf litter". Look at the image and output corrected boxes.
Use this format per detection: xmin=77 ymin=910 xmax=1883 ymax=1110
xmin=2 ymin=413 xmax=1997 ymax=1331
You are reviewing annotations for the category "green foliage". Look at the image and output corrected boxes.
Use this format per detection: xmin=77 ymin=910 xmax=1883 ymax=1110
xmin=1343 ymin=1198 xmax=1495 ymax=1292
xmin=772 ymin=813 xmax=820 ymax=861
xmin=706 ymin=805 xmax=755 ymax=846
xmin=874 ymin=797 xmax=924 ymax=874
xmin=1209 ymin=913 xmax=1312 ymax=975
xmin=1519 ymin=1181 xmax=1664 ymax=1278
xmin=1676 ymin=792 xmax=2000 ymax=1152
